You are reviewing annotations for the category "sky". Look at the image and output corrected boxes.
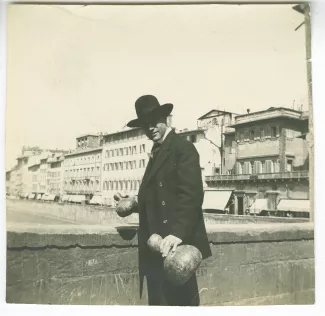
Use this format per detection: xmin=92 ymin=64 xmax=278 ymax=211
xmin=5 ymin=4 xmax=308 ymax=170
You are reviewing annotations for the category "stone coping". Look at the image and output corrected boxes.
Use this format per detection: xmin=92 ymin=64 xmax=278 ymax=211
xmin=7 ymin=222 xmax=314 ymax=248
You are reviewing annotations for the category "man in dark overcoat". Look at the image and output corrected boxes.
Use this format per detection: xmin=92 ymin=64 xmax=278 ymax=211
xmin=125 ymin=95 xmax=212 ymax=306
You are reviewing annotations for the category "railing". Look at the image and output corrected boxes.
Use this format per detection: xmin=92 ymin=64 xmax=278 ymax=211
xmin=65 ymin=189 xmax=100 ymax=194
xmin=206 ymin=171 xmax=309 ymax=182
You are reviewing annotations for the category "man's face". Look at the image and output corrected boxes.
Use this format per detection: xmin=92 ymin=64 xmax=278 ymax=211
xmin=141 ymin=116 xmax=168 ymax=143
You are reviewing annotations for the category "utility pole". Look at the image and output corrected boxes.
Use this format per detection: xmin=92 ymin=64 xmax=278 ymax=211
xmin=293 ymin=3 xmax=313 ymax=222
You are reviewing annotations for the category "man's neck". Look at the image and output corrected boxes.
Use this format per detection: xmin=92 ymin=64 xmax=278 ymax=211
xmin=156 ymin=127 xmax=172 ymax=144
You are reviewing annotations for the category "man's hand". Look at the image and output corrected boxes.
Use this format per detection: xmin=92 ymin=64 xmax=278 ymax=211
xmin=160 ymin=235 xmax=182 ymax=258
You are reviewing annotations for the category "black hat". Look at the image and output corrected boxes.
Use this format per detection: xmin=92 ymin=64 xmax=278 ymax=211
xmin=127 ymin=95 xmax=173 ymax=128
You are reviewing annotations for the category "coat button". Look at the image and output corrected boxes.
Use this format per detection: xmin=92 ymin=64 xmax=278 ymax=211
xmin=161 ymin=201 xmax=165 ymax=206
xmin=159 ymin=182 xmax=163 ymax=187
xmin=163 ymin=219 xmax=168 ymax=224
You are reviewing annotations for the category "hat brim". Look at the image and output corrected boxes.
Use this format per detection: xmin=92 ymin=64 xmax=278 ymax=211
xmin=127 ymin=103 xmax=173 ymax=128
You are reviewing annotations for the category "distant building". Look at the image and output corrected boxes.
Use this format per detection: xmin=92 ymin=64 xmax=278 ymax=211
xmin=177 ymin=128 xmax=220 ymax=186
xmin=28 ymin=155 xmax=41 ymax=196
xmin=8 ymin=165 xmax=20 ymax=196
xmin=13 ymin=147 xmax=68 ymax=198
xmin=205 ymin=107 xmax=310 ymax=217
xmin=47 ymin=154 xmax=65 ymax=197
xmin=101 ymin=127 xmax=152 ymax=206
xmin=63 ymin=134 xmax=102 ymax=202
xmin=6 ymin=171 xmax=11 ymax=195
xmin=196 ymin=109 xmax=239 ymax=175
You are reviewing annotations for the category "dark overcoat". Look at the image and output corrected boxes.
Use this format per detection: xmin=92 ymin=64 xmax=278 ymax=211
xmin=137 ymin=130 xmax=212 ymax=283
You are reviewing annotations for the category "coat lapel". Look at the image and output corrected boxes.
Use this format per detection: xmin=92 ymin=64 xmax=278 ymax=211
xmin=141 ymin=130 xmax=175 ymax=188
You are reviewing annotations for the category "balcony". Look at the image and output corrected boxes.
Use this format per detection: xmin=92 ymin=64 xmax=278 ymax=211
xmin=205 ymin=171 xmax=309 ymax=182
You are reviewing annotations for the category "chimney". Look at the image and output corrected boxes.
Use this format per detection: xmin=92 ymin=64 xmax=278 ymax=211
xmin=247 ymin=109 xmax=250 ymax=114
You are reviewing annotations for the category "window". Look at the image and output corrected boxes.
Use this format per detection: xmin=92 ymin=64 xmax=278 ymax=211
xmin=265 ymin=160 xmax=274 ymax=173
xmin=274 ymin=160 xmax=280 ymax=173
xmin=271 ymin=126 xmax=277 ymax=138
xmin=249 ymin=130 xmax=254 ymax=141
xmin=239 ymin=132 xmax=244 ymax=142
xmin=260 ymin=128 xmax=265 ymax=140
xmin=286 ymin=129 xmax=294 ymax=139
xmin=115 ymin=163 xmax=119 ymax=170
xmin=244 ymin=131 xmax=249 ymax=142
xmin=119 ymin=162 xmax=123 ymax=170
xmin=253 ymin=161 xmax=262 ymax=174
xmin=120 ymin=148 xmax=123 ymax=156
xmin=140 ymin=144 xmax=146 ymax=153
xmin=287 ymin=160 xmax=293 ymax=172
xmin=243 ymin=162 xmax=252 ymax=174
xmin=125 ymin=147 xmax=129 ymax=155
xmin=236 ymin=162 xmax=242 ymax=175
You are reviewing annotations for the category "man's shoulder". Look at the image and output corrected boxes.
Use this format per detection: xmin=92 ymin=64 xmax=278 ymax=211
xmin=171 ymin=133 xmax=198 ymax=152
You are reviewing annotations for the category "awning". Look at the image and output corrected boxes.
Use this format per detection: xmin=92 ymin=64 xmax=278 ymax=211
xmin=41 ymin=194 xmax=49 ymax=201
xmin=76 ymin=195 xmax=86 ymax=203
xmin=47 ymin=194 xmax=56 ymax=201
xmin=277 ymin=199 xmax=310 ymax=213
xmin=89 ymin=195 xmax=102 ymax=205
xmin=62 ymin=195 xmax=70 ymax=202
xmin=23 ymin=193 xmax=29 ymax=198
xmin=70 ymin=195 xmax=86 ymax=203
xmin=249 ymin=199 xmax=268 ymax=214
xmin=202 ymin=190 xmax=233 ymax=211
xmin=28 ymin=193 xmax=35 ymax=199
xmin=36 ymin=194 xmax=42 ymax=200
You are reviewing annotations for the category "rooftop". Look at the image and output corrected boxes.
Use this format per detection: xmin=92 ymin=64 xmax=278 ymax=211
xmin=230 ymin=107 xmax=308 ymax=127
xmin=102 ymin=127 xmax=142 ymax=138
xmin=76 ymin=134 xmax=101 ymax=139
xmin=65 ymin=146 xmax=103 ymax=157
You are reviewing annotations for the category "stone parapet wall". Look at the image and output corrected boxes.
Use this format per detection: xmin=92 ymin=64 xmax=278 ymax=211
xmin=6 ymin=223 xmax=314 ymax=305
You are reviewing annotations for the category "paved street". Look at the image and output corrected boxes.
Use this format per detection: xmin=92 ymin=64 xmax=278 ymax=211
xmin=6 ymin=204 xmax=80 ymax=225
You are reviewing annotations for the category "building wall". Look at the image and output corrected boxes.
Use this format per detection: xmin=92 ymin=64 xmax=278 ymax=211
xmin=76 ymin=135 xmax=100 ymax=149
xmin=223 ymin=133 xmax=236 ymax=173
xmin=48 ymin=162 xmax=63 ymax=196
xmin=39 ymin=162 xmax=49 ymax=194
xmin=235 ymin=123 xmax=281 ymax=160
xmin=102 ymin=131 xmax=151 ymax=206
xmin=9 ymin=168 xmax=20 ymax=196
xmin=29 ymin=165 xmax=40 ymax=194
xmin=63 ymin=150 xmax=102 ymax=197
xmin=198 ymin=112 xmax=235 ymax=129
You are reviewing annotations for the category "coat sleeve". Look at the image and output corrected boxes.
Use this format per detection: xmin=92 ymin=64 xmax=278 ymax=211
xmin=170 ymin=141 xmax=204 ymax=241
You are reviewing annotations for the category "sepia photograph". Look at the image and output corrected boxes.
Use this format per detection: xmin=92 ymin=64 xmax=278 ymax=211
xmin=3 ymin=0 xmax=316 ymax=307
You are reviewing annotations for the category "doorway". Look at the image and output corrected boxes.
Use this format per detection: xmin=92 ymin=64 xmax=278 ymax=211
xmin=238 ymin=197 xmax=244 ymax=215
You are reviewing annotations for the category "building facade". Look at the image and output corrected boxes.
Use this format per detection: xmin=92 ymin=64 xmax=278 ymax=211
xmin=101 ymin=128 xmax=152 ymax=206
xmin=47 ymin=154 xmax=65 ymax=196
xmin=8 ymin=166 xmax=20 ymax=196
xmin=63 ymin=134 xmax=102 ymax=202
xmin=205 ymin=107 xmax=310 ymax=217
xmin=6 ymin=171 xmax=10 ymax=195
